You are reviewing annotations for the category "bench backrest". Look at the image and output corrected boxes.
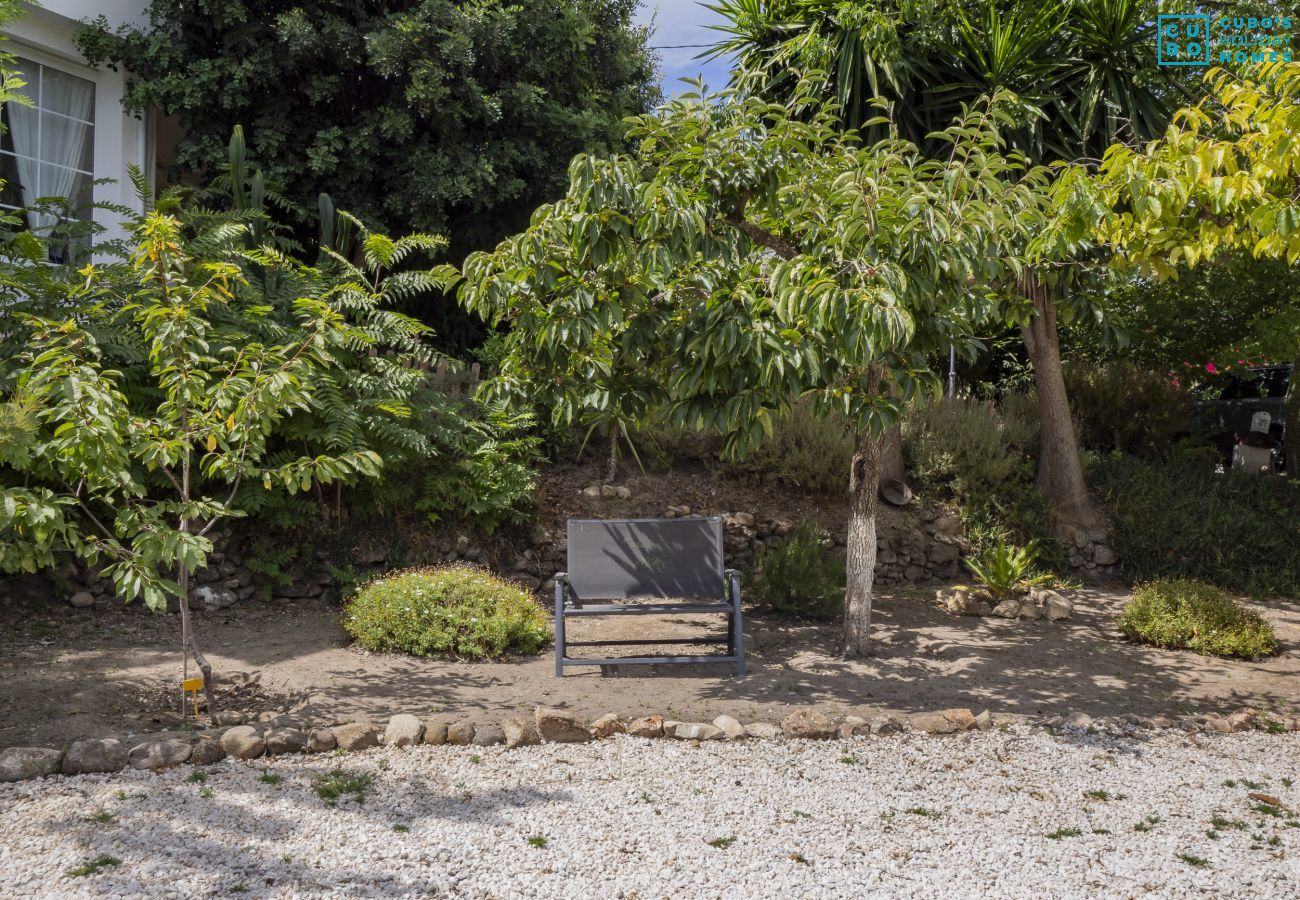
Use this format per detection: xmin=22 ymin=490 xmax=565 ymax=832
xmin=566 ymin=517 xmax=724 ymax=600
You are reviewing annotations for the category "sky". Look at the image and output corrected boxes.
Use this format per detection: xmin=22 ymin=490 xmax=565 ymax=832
xmin=634 ymin=0 xmax=735 ymax=96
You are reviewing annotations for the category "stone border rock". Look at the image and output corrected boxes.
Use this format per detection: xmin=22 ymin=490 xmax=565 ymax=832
xmin=1 ymin=704 xmax=1294 ymax=784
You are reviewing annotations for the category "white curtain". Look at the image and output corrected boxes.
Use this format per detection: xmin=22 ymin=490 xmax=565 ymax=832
xmin=6 ymin=61 xmax=94 ymax=234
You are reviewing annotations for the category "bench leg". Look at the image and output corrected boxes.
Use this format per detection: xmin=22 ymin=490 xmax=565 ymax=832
xmin=554 ymin=581 xmax=566 ymax=678
xmin=731 ymin=578 xmax=746 ymax=677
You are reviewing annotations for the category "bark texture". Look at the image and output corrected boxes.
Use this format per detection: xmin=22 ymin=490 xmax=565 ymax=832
xmin=1020 ymin=278 xmax=1102 ymax=530
xmin=842 ymin=427 xmax=885 ymax=657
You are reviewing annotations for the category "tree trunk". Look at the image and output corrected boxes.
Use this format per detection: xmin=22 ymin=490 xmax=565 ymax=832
xmin=842 ymin=427 xmax=884 ymax=657
xmin=879 ymin=423 xmax=905 ymax=485
xmin=177 ymin=452 xmax=215 ymax=714
xmin=1020 ymin=277 xmax=1102 ymax=530
xmin=606 ymin=422 xmax=620 ymax=485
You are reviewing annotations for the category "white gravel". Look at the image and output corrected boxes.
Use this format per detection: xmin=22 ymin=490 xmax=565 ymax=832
xmin=2 ymin=727 xmax=1299 ymax=898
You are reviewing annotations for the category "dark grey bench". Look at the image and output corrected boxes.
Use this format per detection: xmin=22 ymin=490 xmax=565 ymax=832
xmin=554 ymin=517 xmax=745 ymax=676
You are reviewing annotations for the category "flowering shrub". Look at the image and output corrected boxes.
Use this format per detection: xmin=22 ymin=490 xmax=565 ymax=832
xmin=342 ymin=566 xmax=549 ymax=660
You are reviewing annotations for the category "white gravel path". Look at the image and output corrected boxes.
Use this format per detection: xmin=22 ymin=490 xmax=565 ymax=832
xmin=2 ymin=727 xmax=1299 ymax=898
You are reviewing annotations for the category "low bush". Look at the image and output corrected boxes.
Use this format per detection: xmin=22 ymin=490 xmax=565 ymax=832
xmin=1065 ymin=362 xmax=1195 ymax=458
xmin=343 ymin=565 xmax=549 ymax=659
xmin=1118 ymin=579 xmax=1279 ymax=659
xmin=1091 ymin=454 xmax=1300 ymax=597
xmin=715 ymin=398 xmax=854 ymax=495
xmin=963 ymin=539 xmax=1050 ymax=601
xmin=748 ymin=522 xmax=844 ymax=621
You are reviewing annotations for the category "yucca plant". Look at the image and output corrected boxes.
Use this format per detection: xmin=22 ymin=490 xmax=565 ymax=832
xmin=963 ymin=538 xmax=1049 ymax=602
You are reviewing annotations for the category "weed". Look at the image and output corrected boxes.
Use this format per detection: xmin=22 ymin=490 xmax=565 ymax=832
xmin=1176 ymin=853 xmax=1210 ymax=868
xmin=314 ymin=770 xmax=373 ymax=807
xmin=707 ymin=837 xmax=736 ymax=849
xmin=1206 ymin=829 xmax=1220 ymax=840
xmin=904 ymin=807 xmax=942 ymax=819
xmin=187 ymin=771 xmax=207 ymax=783
xmin=1268 ymin=835 xmax=1282 ymax=847
xmin=638 ymin=792 xmax=653 ymax=804
xmin=1223 ymin=779 xmax=1237 ymax=788
xmin=1092 ymin=828 xmax=1111 ymax=835
xmin=199 ymin=787 xmax=214 ymax=799
xmin=393 ymin=825 xmax=409 ymax=834
xmin=259 ymin=773 xmax=283 ymax=785
xmin=332 ymin=747 xmax=347 ymax=757
xmin=1242 ymin=779 xmax=1265 ymax=790
xmin=1283 ymin=778 xmax=1294 ymax=788
xmin=1253 ymin=803 xmax=1285 ymax=818
xmin=82 ymin=811 xmax=115 ymax=825
xmin=1210 ymin=815 xmax=1247 ymax=830
xmin=789 ymin=852 xmax=810 ymax=865
xmin=527 ymin=836 xmax=547 ymax=848
xmin=1084 ymin=790 xmax=1114 ymax=801
xmin=470 ymin=754 xmax=482 ymax=764
xmin=1047 ymin=828 xmax=1082 ymax=840
xmin=840 ymin=756 xmax=859 ymax=765
xmin=65 ymin=855 xmax=121 ymax=877
xmin=793 ymin=810 xmax=813 ymax=819
xmin=230 ymin=883 xmax=248 ymax=894
xmin=114 ymin=790 xmax=127 ymax=801
xmin=1259 ymin=716 xmax=1287 ymax=735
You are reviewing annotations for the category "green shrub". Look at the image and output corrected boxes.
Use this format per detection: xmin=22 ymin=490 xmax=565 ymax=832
xmin=715 ymin=398 xmax=854 ymax=495
xmin=748 ymin=522 xmax=844 ymax=621
xmin=1118 ymin=580 xmax=1279 ymax=659
xmin=1092 ymin=454 xmax=1300 ymax=596
xmin=1065 ymin=362 xmax=1195 ymax=458
xmin=964 ymin=539 xmax=1049 ymax=601
xmin=343 ymin=566 xmax=549 ymax=659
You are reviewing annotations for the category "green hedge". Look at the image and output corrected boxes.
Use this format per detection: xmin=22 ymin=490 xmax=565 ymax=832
xmin=343 ymin=566 xmax=549 ymax=660
xmin=1092 ymin=455 xmax=1300 ymax=597
xmin=1118 ymin=579 xmax=1278 ymax=659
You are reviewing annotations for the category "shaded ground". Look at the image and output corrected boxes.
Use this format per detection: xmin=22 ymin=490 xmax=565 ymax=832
xmin=2 ymin=586 xmax=1298 ymax=749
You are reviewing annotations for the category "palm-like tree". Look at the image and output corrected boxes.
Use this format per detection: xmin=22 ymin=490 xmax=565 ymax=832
xmin=707 ymin=0 xmax=1186 ymax=531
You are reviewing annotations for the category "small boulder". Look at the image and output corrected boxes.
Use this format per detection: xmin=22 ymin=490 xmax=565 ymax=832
xmin=189 ymin=738 xmax=227 ymax=766
xmin=265 ymin=728 xmax=308 ymax=755
xmin=626 ymin=715 xmax=664 ymax=738
xmin=1016 ymin=600 xmax=1044 ymax=620
xmin=423 ymin=719 xmax=450 ymax=746
xmin=129 ymin=740 xmax=191 ymax=770
xmin=534 ymin=708 xmax=590 ymax=743
xmin=600 ymin=484 xmax=619 ymax=498
xmin=712 ymin=715 xmax=745 ymax=740
xmin=781 ymin=710 xmax=836 ymax=740
xmin=501 ymin=716 xmax=541 ymax=749
xmin=1063 ymin=711 xmax=1093 ymax=730
xmin=581 ymin=484 xmax=602 ymax=499
xmin=744 ymin=722 xmax=783 ymax=740
xmin=974 ymin=710 xmax=993 ymax=731
xmin=991 ymin=599 xmax=1020 ymax=619
xmin=909 ymin=708 xmax=977 ymax=735
xmin=306 ymin=728 xmax=337 ymax=753
xmin=589 ymin=714 xmax=625 ymax=740
xmin=869 ymin=715 xmax=905 ymax=736
xmin=471 ymin=725 xmax=505 ymax=747
xmin=69 ymin=591 xmax=96 ymax=608
xmin=384 ymin=714 xmax=425 ymax=748
xmin=667 ymin=722 xmax=722 ymax=741
xmin=1093 ymin=545 xmax=1118 ymax=566
xmin=614 ymin=486 xmax=632 ymax=500
xmin=61 ymin=739 xmax=127 ymax=775
xmin=221 ymin=725 xmax=266 ymax=760
xmin=1226 ymin=708 xmax=1258 ymax=733
xmin=1043 ymin=593 xmax=1073 ymax=621
xmin=0 ymin=747 xmax=63 ymax=782
xmin=331 ymin=722 xmax=380 ymax=752
xmin=1203 ymin=716 xmax=1233 ymax=734
xmin=446 ymin=721 xmax=476 ymax=746
xmin=211 ymin=710 xmax=246 ymax=727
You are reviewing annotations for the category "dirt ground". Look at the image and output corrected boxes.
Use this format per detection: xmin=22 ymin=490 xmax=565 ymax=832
xmin=2 ymin=586 xmax=1298 ymax=749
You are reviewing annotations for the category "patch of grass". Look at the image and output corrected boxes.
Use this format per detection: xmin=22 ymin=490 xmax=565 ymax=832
xmin=82 ymin=811 xmax=115 ymax=825
xmin=1242 ymin=778 xmax=1265 ymax=790
xmin=1092 ymin=827 xmax=1111 ymax=835
xmin=1047 ymin=827 xmax=1082 ymax=840
xmin=1223 ymin=779 xmax=1237 ymax=788
xmin=1176 ymin=853 xmax=1210 ymax=868
xmin=314 ymin=770 xmax=373 ymax=807
xmin=229 ymin=884 xmax=248 ymax=894
xmin=393 ymin=825 xmax=409 ymax=834
xmin=1283 ymin=778 xmax=1294 ymax=788
xmin=638 ymin=792 xmax=653 ymax=804
xmin=707 ymin=837 xmax=736 ymax=849
xmin=199 ymin=787 xmax=214 ymax=799
xmin=1118 ymin=579 xmax=1278 ymax=660
xmin=332 ymin=747 xmax=347 ymax=757
xmin=527 ymin=835 xmax=547 ymax=848
xmin=343 ymin=566 xmax=549 ymax=660
xmin=793 ymin=810 xmax=813 ymax=819
xmin=1133 ymin=816 xmax=1161 ymax=833
xmin=1210 ymin=815 xmax=1247 ymax=830
xmin=469 ymin=754 xmax=482 ymax=764
xmin=1268 ymin=835 xmax=1281 ymax=847
xmin=904 ymin=807 xmax=942 ymax=819
xmin=1206 ymin=829 xmax=1220 ymax=840
xmin=1253 ymin=802 xmax=1285 ymax=818
xmin=839 ymin=755 xmax=859 ymax=765
xmin=186 ymin=771 xmax=207 ymax=783
xmin=65 ymin=854 xmax=121 ymax=877
xmin=1259 ymin=716 xmax=1288 ymax=735
xmin=259 ymin=773 xmax=283 ymax=785
xmin=114 ymin=790 xmax=127 ymax=801
xmin=1084 ymin=790 xmax=1120 ymax=801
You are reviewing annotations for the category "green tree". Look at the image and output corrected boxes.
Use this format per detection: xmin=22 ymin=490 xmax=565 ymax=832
xmin=75 ymin=0 xmax=660 ymax=335
xmin=709 ymin=0 xmax=1181 ymax=532
xmin=461 ymin=83 xmax=1048 ymax=654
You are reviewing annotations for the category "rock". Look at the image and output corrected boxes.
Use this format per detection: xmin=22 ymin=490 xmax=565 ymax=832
xmin=61 ymin=739 xmax=127 ymax=775
xmin=614 ymin=486 xmax=632 ymax=500
xmin=472 ymin=725 xmax=505 ymax=747
xmin=1226 ymin=708 xmax=1258 ymax=733
xmin=446 ymin=721 xmax=476 ymax=746
xmin=910 ymin=709 xmax=978 ymax=735
xmin=974 ymin=710 xmax=993 ymax=731
xmin=189 ymin=738 xmax=227 ymax=766
xmin=534 ymin=708 xmax=590 ymax=743
xmin=190 ymin=584 xmax=238 ymax=610
xmin=667 ymin=722 xmax=723 ymax=741
xmin=1093 ymin=545 xmax=1118 ymax=566
xmin=1203 ymin=716 xmax=1233 ymax=734
xmin=384 ymin=714 xmax=425 ymax=748
xmin=991 ymin=599 xmax=1020 ymax=618
xmin=600 ymin=484 xmax=619 ymax=498
xmin=221 ymin=725 xmax=266 ymax=760
xmin=932 ymin=515 xmax=963 ymax=537
xmin=928 ymin=543 xmax=960 ymax=565
xmin=456 ymin=534 xmax=472 ymax=554
xmin=780 ymin=710 xmax=837 ymax=740
xmin=0 ymin=747 xmax=63 ymax=782
xmin=589 ymin=714 xmax=625 ymax=739
xmin=1249 ymin=791 xmax=1282 ymax=808
xmin=69 ymin=591 xmax=95 ymax=608
xmin=941 ymin=708 xmax=978 ymax=731
xmin=307 ymin=728 xmax=337 ymax=753
xmin=501 ymin=716 xmax=541 ymax=749
xmin=331 ymin=722 xmax=380 ymax=752
xmin=1016 ymin=600 xmax=1044 ymax=620
xmin=731 ymin=512 xmax=755 ymax=527
xmin=626 ymin=715 xmax=664 ymax=738
xmin=265 ymin=728 xmax=308 ymax=755
xmin=745 ymin=722 xmax=782 ymax=739
xmin=869 ymin=716 xmax=905 ymax=736
xmin=1044 ymin=594 xmax=1073 ymax=621
xmin=1064 ymin=711 xmax=1093 ymax=730
xmin=211 ymin=710 xmax=245 ymax=727
xmin=128 ymin=740 xmax=191 ymax=770
xmin=712 ymin=715 xmax=745 ymax=740
xmin=423 ymin=719 xmax=450 ymax=746
xmin=581 ymin=484 xmax=602 ymax=499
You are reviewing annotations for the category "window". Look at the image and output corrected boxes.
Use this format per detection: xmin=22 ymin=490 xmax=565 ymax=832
xmin=0 ymin=56 xmax=95 ymax=263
